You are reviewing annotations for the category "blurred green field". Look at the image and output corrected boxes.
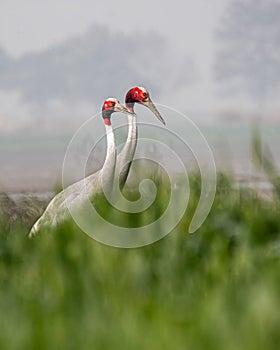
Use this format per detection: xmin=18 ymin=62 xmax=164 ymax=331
xmin=1 ymin=172 xmax=280 ymax=350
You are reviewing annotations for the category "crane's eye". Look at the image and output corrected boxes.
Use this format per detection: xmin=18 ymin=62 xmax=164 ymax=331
xmin=142 ymin=92 xmax=148 ymax=100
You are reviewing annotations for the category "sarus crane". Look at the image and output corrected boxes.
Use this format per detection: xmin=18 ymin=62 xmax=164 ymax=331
xmin=117 ymin=86 xmax=165 ymax=188
xmin=29 ymin=98 xmax=134 ymax=237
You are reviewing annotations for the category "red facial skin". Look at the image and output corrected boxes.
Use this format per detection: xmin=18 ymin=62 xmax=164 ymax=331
xmin=125 ymin=87 xmax=148 ymax=112
xmin=102 ymin=100 xmax=116 ymax=126
xmin=104 ymin=118 xmax=111 ymax=126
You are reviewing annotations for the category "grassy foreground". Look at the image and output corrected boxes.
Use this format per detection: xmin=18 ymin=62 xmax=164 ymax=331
xmin=1 ymin=174 xmax=280 ymax=350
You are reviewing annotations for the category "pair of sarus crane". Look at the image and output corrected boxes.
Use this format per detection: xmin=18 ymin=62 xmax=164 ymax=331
xmin=29 ymin=86 xmax=165 ymax=237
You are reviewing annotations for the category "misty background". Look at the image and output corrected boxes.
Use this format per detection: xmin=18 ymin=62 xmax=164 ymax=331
xmin=1 ymin=0 xmax=280 ymax=192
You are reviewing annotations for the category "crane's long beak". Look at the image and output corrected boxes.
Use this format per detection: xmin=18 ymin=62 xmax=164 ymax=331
xmin=141 ymin=99 xmax=166 ymax=125
xmin=115 ymin=103 xmax=136 ymax=116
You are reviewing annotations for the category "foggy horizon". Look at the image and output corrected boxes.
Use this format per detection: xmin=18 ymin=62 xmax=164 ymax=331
xmin=1 ymin=0 xmax=280 ymax=192
xmin=1 ymin=0 xmax=280 ymax=132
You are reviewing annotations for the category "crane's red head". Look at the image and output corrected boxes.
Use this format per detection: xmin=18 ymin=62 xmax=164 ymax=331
xmin=102 ymin=98 xmax=135 ymax=126
xmin=125 ymin=86 xmax=165 ymax=125
xmin=125 ymin=86 xmax=149 ymax=107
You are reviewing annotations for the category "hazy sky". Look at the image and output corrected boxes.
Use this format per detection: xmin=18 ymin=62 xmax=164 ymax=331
xmin=0 ymin=0 xmax=279 ymax=130
xmin=0 ymin=0 xmax=226 ymax=56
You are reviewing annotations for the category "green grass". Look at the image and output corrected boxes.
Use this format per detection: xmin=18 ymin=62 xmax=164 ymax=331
xmin=1 ymin=172 xmax=280 ymax=350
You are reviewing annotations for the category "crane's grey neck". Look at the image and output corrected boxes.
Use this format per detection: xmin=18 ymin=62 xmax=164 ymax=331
xmin=127 ymin=114 xmax=137 ymax=143
xmin=102 ymin=110 xmax=113 ymax=119
xmin=125 ymin=102 xmax=137 ymax=144
xmin=126 ymin=102 xmax=135 ymax=113
xmin=102 ymin=110 xmax=113 ymax=126
xmin=117 ymin=113 xmax=137 ymax=189
xmin=101 ymin=124 xmax=116 ymax=194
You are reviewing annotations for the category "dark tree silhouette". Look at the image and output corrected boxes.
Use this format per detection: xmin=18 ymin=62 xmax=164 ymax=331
xmin=0 ymin=24 xmax=197 ymax=106
xmin=214 ymin=0 xmax=280 ymax=111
